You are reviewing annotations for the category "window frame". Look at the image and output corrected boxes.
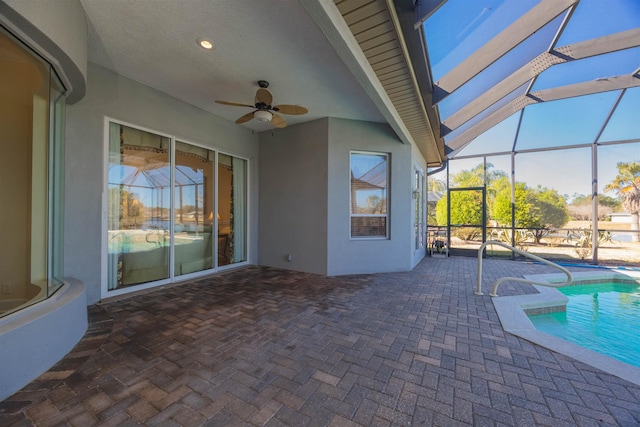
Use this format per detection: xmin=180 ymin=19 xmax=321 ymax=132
xmin=101 ymin=117 xmax=251 ymax=299
xmin=349 ymin=151 xmax=390 ymax=240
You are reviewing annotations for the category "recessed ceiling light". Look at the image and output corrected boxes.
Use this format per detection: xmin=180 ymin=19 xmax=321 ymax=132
xmin=197 ymin=38 xmax=214 ymax=50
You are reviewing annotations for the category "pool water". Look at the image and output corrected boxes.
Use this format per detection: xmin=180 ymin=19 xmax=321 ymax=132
xmin=529 ymin=282 xmax=640 ymax=368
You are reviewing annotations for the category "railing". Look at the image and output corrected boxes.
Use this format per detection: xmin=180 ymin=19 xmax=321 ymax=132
xmin=475 ymin=240 xmax=573 ymax=297
xmin=146 ymin=229 xmax=168 ymax=247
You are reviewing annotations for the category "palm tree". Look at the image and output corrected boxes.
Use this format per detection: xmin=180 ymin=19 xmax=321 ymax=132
xmin=604 ymin=161 xmax=640 ymax=242
xmin=428 ymin=176 xmax=446 ymax=193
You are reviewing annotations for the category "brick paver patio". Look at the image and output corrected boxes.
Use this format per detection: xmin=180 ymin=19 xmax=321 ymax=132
xmin=2 ymin=256 xmax=639 ymax=426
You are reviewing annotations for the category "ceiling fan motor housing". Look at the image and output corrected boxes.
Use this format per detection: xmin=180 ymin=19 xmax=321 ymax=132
xmin=215 ymin=80 xmax=307 ymax=128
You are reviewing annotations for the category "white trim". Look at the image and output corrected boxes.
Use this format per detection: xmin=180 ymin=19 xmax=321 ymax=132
xmin=100 ymin=118 xmax=109 ymax=299
xmin=349 ymin=150 xmax=390 ymax=240
xmin=214 ymin=151 xmax=220 ymax=267
xmin=169 ymin=136 xmax=175 ymax=280
xmin=413 ymin=164 xmax=426 ymax=256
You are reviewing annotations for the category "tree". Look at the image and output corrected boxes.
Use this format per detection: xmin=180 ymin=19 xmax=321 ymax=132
xmin=568 ymin=194 xmax=618 ymax=220
xmin=365 ymin=195 xmax=385 ymax=213
xmin=534 ymin=186 xmax=569 ymax=228
xmin=108 ymin=187 xmax=144 ymax=228
xmin=435 ymin=191 xmax=483 ymax=240
xmin=493 ymin=183 xmax=538 ymax=227
xmin=599 ymin=195 xmax=622 ymax=209
xmin=604 ymin=161 xmax=640 ymax=242
xmin=492 ymin=183 xmax=569 ymax=243
xmin=428 ymin=176 xmax=446 ymax=193
xmin=451 ymin=162 xmax=507 ymax=189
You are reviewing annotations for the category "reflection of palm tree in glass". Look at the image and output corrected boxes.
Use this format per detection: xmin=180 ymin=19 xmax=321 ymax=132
xmin=365 ymin=195 xmax=385 ymax=213
xmin=428 ymin=177 xmax=446 ymax=193
xmin=604 ymin=161 xmax=640 ymax=242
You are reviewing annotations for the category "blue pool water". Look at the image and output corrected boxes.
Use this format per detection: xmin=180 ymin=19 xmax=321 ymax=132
xmin=529 ymin=282 xmax=640 ymax=368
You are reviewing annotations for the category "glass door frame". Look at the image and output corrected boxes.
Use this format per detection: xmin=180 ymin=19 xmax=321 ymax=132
xmin=101 ymin=118 xmax=251 ymax=298
xmin=217 ymin=149 xmax=251 ymax=270
xmin=414 ymin=165 xmax=426 ymax=254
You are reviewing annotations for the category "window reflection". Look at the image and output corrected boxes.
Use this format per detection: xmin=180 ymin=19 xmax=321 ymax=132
xmin=218 ymin=154 xmax=247 ymax=265
xmin=0 ymin=27 xmax=65 ymax=317
xmin=174 ymin=142 xmax=215 ymax=276
xmin=350 ymin=152 xmax=389 ymax=238
xmin=107 ymin=124 xmax=171 ymax=289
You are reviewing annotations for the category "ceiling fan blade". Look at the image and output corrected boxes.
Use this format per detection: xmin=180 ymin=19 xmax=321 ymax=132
xmin=235 ymin=111 xmax=255 ymax=124
xmin=270 ymin=112 xmax=286 ymax=128
xmin=273 ymin=104 xmax=308 ymax=115
xmin=215 ymin=100 xmax=254 ymax=108
xmin=255 ymin=88 xmax=273 ymax=106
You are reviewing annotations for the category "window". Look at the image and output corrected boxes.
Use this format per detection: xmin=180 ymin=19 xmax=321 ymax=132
xmin=0 ymin=26 xmax=66 ymax=317
xmin=350 ymin=152 xmax=389 ymax=238
xmin=174 ymin=141 xmax=215 ymax=276
xmin=107 ymin=123 xmax=171 ymax=289
xmin=218 ymin=153 xmax=247 ymax=265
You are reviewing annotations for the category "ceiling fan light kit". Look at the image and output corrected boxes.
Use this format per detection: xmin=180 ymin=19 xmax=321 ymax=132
xmin=215 ymin=80 xmax=308 ymax=128
xmin=254 ymin=110 xmax=272 ymax=122
xmin=197 ymin=38 xmax=214 ymax=50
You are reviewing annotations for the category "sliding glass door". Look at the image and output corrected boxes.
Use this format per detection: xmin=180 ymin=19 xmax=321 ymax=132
xmin=107 ymin=124 xmax=171 ymax=289
xmin=106 ymin=122 xmax=248 ymax=293
xmin=218 ymin=154 xmax=247 ymax=266
xmin=174 ymin=141 xmax=215 ymax=276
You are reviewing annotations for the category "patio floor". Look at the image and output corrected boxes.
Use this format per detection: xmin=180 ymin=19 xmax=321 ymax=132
xmin=2 ymin=257 xmax=640 ymax=426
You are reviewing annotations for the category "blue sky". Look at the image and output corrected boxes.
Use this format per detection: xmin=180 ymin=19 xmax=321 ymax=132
xmin=423 ymin=0 xmax=640 ymax=201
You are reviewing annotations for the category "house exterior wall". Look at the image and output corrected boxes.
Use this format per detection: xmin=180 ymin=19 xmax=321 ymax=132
xmin=258 ymin=117 xmax=424 ymax=276
xmin=327 ymin=118 xmax=415 ymax=275
xmin=258 ymin=119 xmax=329 ymax=274
xmin=66 ymin=63 xmax=260 ymax=304
xmin=0 ymin=1 xmax=429 ymax=401
xmin=609 ymin=213 xmax=632 ymax=223
xmin=0 ymin=0 xmax=87 ymax=102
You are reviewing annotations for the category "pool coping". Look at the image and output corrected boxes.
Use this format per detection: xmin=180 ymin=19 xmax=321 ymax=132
xmin=492 ymin=269 xmax=640 ymax=387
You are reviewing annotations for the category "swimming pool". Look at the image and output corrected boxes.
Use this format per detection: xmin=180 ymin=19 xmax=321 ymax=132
xmin=491 ymin=270 xmax=640 ymax=386
xmin=529 ymin=281 xmax=640 ymax=368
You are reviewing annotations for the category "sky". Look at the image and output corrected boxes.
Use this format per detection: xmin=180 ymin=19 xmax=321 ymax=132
xmin=423 ymin=0 xmax=640 ymax=200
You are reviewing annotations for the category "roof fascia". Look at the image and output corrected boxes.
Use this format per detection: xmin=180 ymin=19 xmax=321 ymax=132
xmin=299 ymin=0 xmax=415 ymax=146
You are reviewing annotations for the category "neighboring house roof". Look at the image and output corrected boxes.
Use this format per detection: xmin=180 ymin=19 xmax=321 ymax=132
xmin=427 ymin=191 xmax=443 ymax=203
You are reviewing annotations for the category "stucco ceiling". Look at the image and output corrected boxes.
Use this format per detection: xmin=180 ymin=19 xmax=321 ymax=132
xmin=80 ymin=0 xmax=388 ymax=132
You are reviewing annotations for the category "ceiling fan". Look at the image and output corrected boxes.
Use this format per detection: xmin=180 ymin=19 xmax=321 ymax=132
xmin=215 ymin=80 xmax=308 ymax=128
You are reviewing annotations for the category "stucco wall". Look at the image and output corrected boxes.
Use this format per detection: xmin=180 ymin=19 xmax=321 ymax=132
xmin=65 ymin=63 xmax=259 ymax=304
xmin=258 ymin=119 xmax=329 ymax=274
xmin=0 ymin=279 xmax=87 ymax=402
xmin=0 ymin=0 xmax=87 ymax=102
xmin=327 ymin=118 xmax=414 ymax=275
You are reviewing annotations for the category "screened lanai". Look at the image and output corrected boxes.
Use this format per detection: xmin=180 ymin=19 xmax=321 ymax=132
xmin=421 ymin=0 xmax=640 ymax=265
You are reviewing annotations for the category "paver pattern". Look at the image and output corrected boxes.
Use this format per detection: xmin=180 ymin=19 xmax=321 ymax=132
xmin=2 ymin=257 xmax=640 ymax=426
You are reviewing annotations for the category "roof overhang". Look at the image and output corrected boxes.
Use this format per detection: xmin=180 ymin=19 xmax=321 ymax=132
xmin=300 ymin=0 xmax=445 ymax=166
